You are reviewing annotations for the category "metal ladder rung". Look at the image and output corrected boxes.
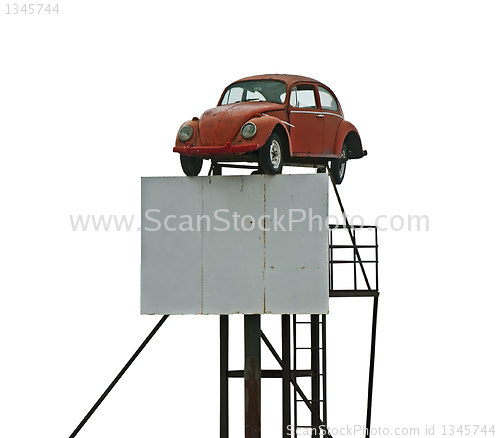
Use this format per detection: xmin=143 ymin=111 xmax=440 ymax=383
xmin=295 ymin=321 xmax=323 ymax=324
xmin=294 ymin=371 xmax=324 ymax=376
xmin=297 ymin=399 xmax=324 ymax=403
xmin=296 ymin=425 xmax=325 ymax=429
xmin=330 ymin=244 xmax=377 ymax=249
xmin=330 ymin=260 xmax=377 ymax=264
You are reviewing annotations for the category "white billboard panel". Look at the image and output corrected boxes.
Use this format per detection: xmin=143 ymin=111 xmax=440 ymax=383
xmin=141 ymin=174 xmax=329 ymax=315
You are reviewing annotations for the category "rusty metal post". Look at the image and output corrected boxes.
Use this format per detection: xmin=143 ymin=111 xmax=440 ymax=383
xmin=322 ymin=314 xmax=328 ymax=428
xmin=220 ymin=315 xmax=229 ymax=438
xmin=244 ymin=315 xmax=261 ymax=438
xmin=311 ymin=315 xmax=320 ymax=434
xmin=282 ymin=315 xmax=291 ymax=437
xmin=365 ymin=297 xmax=379 ymax=438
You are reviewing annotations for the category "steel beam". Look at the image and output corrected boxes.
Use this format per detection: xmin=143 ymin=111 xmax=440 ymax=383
xmin=365 ymin=297 xmax=379 ymax=438
xmin=282 ymin=315 xmax=291 ymax=437
xmin=220 ymin=315 xmax=229 ymax=438
xmin=311 ymin=315 xmax=320 ymax=434
xmin=68 ymin=315 xmax=169 ymax=438
xmin=244 ymin=315 xmax=261 ymax=438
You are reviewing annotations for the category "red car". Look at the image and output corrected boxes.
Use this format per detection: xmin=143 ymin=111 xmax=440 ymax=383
xmin=173 ymin=74 xmax=366 ymax=183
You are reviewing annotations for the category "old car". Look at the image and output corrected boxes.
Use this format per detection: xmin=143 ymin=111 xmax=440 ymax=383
xmin=173 ymin=74 xmax=366 ymax=183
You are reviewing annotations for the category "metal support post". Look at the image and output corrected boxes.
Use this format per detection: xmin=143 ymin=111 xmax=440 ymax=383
xmin=311 ymin=315 xmax=320 ymax=434
xmin=365 ymin=297 xmax=379 ymax=438
xmin=244 ymin=315 xmax=261 ymax=438
xmin=322 ymin=314 xmax=327 ymax=427
xmin=282 ymin=315 xmax=291 ymax=437
xmin=220 ymin=315 xmax=229 ymax=438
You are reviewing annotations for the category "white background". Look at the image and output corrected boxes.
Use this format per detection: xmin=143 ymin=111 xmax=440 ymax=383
xmin=1 ymin=1 xmax=499 ymax=437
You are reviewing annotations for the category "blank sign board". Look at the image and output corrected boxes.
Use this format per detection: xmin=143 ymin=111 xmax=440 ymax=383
xmin=141 ymin=174 xmax=329 ymax=315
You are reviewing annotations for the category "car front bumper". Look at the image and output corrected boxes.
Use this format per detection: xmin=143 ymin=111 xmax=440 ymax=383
xmin=173 ymin=141 xmax=259 ymax=157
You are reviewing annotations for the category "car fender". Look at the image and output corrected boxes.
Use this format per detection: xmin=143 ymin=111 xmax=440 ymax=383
xmin=333 ymin=120 xmax=364 ymax=159
xmin=231 ymin=114 xmax=291 ymax=152
xmin=175 ymin=118 xmax=200 ymax=150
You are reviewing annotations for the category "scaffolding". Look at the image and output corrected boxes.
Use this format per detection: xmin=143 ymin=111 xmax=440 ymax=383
xmin=68 ymin=166 xmax=379 ymax=438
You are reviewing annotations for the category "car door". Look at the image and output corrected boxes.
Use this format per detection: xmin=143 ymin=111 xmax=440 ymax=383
xmin=318 ymin=86 xmax=343 ymax=156
xmin=288 ymin=84 xmax=324 ymax=156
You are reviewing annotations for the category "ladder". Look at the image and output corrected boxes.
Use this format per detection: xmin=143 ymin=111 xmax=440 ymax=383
xmin=292 ymin=314 xmax=328 ymax=436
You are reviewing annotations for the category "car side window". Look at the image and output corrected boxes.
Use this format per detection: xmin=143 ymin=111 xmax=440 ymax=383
xmin=221 ymin=87 xmax=243 ymax=105
xmin=318 ymin=86 xmax=338 ymax=111
xmin=290 ymin=85 xmax=317 ymax=109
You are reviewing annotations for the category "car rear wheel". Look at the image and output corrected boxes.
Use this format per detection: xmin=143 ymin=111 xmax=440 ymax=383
xmin=330 ymin=142 xmax=347 ymax=184
xmin=259 ymin=133 xmax=283 ymax=175
xmin=180 ymin=155 xmax=203 ymax=176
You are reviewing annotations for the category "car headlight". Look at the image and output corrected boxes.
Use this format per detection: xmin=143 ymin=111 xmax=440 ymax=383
xmin=241 ymin=122 xmax=257 ymax=140
xmin=178 ymin=125 xmax=194 ymax=142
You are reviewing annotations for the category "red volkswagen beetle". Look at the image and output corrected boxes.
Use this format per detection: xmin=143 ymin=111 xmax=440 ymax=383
xmin=173 ymin=74 xmax=366 ymax=183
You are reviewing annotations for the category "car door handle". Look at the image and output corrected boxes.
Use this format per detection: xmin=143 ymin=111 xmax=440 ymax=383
xmin=316 ymin=114 xmax=324 ymax=118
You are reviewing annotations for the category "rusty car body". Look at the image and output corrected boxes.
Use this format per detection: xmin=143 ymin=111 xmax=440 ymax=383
xmin=173 ymin=74 xmax=366 ymax=183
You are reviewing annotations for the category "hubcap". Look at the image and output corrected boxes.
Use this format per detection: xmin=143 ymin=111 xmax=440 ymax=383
xmin=270 ymin=139 xmax=281 ymax=169
xmin=339 ymin=149 xmax=346 ymax=178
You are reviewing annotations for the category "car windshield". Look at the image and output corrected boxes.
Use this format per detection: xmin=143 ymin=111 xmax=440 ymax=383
xmin=220 ymin=80 xmax=287 ymax=105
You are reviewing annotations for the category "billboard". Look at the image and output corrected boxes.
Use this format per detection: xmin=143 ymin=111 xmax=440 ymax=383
xmin=141 ymin=174 xmax=329 ymax=315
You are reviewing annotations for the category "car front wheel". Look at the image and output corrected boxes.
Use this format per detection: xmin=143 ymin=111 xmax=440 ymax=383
xmin=259 ymin=133 xmax=283 ymax=175
xmin=180 ymin=155 xmax=203 ymax=176
xmin=330 ymin=142 xmax=347 ymax=184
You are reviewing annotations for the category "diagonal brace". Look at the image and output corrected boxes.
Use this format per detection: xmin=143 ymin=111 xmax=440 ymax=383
xmin=327 ymin=167 xmax=372 ymax=291
xmin=68 ymin=315 xmax=169 ymax=438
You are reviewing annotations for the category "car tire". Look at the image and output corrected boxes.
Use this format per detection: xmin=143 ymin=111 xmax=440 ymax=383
xmin=330 ymin=142 xmax=347 ymax=184
xmin=259 ymin=133 xmax=283 ymax=175
xmin=180 ymin=155 xmax=203 ymax=176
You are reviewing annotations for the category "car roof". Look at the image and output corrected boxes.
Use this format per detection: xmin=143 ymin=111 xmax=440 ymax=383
xmin=232 ymin=74 xmax=321 ymax=87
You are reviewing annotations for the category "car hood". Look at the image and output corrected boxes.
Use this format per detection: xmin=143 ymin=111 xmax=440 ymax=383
xmin=199 ymin=101 xmax=284 ymax=146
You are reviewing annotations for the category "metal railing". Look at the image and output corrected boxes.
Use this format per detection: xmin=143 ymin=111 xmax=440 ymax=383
xmin=329 ymin=224 xmax=379 ymax=298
